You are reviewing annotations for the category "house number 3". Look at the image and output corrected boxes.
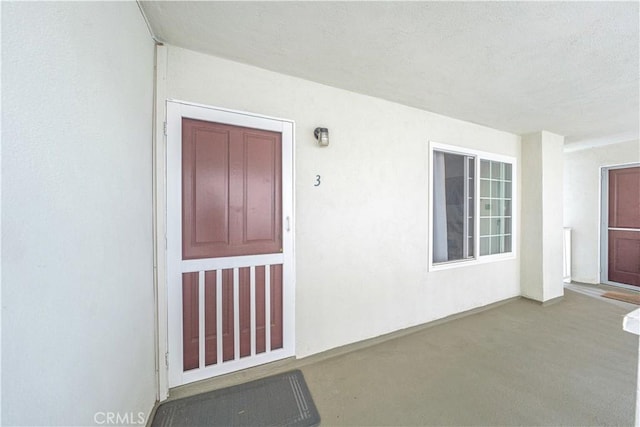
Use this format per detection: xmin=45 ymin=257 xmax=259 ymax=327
xmin=314 ymin=175 xmax=321 ymax=187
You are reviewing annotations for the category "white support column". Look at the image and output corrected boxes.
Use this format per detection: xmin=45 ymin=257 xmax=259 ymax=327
xmin=521 ymin=131 xmax=565 ymax=302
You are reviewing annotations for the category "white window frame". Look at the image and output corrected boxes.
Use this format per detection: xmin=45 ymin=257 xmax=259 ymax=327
xmin=428 ymin=141 xmax=517 ymax=271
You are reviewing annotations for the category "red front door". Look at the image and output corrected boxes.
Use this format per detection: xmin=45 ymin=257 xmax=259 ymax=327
xmin=608 ymin=166 xmax=640 ymax=286
xmin=181 ymin=118 xmax=284 ymax=371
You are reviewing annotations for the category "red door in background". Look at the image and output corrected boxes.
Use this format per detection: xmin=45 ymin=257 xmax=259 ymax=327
xmin=608 ymin=166 xmax=640 ymax=286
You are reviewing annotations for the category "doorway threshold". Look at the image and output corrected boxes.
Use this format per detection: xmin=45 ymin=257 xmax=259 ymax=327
xmin=565 ymin=281 xmax=638 ymax=309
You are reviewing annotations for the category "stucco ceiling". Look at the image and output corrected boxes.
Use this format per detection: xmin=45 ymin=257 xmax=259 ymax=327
xmin=140 ymin=1 xmax=639 ymax=145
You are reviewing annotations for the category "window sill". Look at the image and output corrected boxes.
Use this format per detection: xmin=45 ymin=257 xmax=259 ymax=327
xmin=429 ymin=252 xmax=516 ymax=272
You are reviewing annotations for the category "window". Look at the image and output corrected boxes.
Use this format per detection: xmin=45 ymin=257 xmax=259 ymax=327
xmin=431 ymin=144 xmax=515 ymax=267
xmin=432 ymin=151 xmax=474 ymax=262
xmin=479 ymin=160 xmax=512 ymax=255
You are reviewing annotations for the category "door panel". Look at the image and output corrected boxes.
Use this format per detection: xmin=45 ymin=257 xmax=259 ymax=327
xmin=608 ymin=167 xmax=640 ymax=287
xmin=270 ymin=264 xmax=283 ymax=350
xmin=182 ymin=266 xmax=285 ymax=369
xmin=182 ymin=118 xmax=283 ymax=363
xmin=204 ymin=271 xmax=217 ymax=366
xmin=221 ymin=269 xmax=234 ymax=362
xmin=180 ymin=118 xmax=286 ymax=374
xmin=245 ymin=133 xmax=282 ymax=245
xmin=609 ymin=167 xmax=640 ymax=229
xmin=255 ymin=266 xmax=266 ymax=354
xmin=609 ymin=230 xmax=640 ymax=286
xmin=182 ymin=272 xmax=199 ymax=371
xmin=182 ymin=118 xmax=282 ymax=260
xmin=239 ymin=267 xmax=251 ymax=358
xmin=183 ymin=123 xmax=230 ymax=257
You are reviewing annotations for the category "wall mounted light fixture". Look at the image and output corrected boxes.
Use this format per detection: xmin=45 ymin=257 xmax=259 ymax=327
xmin=314 ymin=127 xmax=329 ymax=147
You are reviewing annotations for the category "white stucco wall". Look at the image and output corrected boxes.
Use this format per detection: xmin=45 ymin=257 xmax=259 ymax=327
xmin=162 ymin=46 xmax=522 ymax=359
xmin=2 ymin=3 xmax=156 ymax=426
xmin=563 ymin=140 xmax=640 ymax=284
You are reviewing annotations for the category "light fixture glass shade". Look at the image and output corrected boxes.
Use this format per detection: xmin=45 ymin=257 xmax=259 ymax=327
xmin=314 ymin=127 xmax=329 ymax=146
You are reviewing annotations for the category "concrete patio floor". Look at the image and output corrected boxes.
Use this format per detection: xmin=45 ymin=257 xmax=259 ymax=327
xmin=165 ymin=288 xmax=638 ymax=426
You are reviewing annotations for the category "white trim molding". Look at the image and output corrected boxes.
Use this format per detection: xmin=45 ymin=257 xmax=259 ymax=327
xmin=152 ymin=44 xmax=169 ymax=402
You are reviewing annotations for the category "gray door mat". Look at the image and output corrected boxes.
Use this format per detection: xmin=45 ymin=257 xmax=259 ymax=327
xmin=151 ymin=370 xmax=320 ymax=427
